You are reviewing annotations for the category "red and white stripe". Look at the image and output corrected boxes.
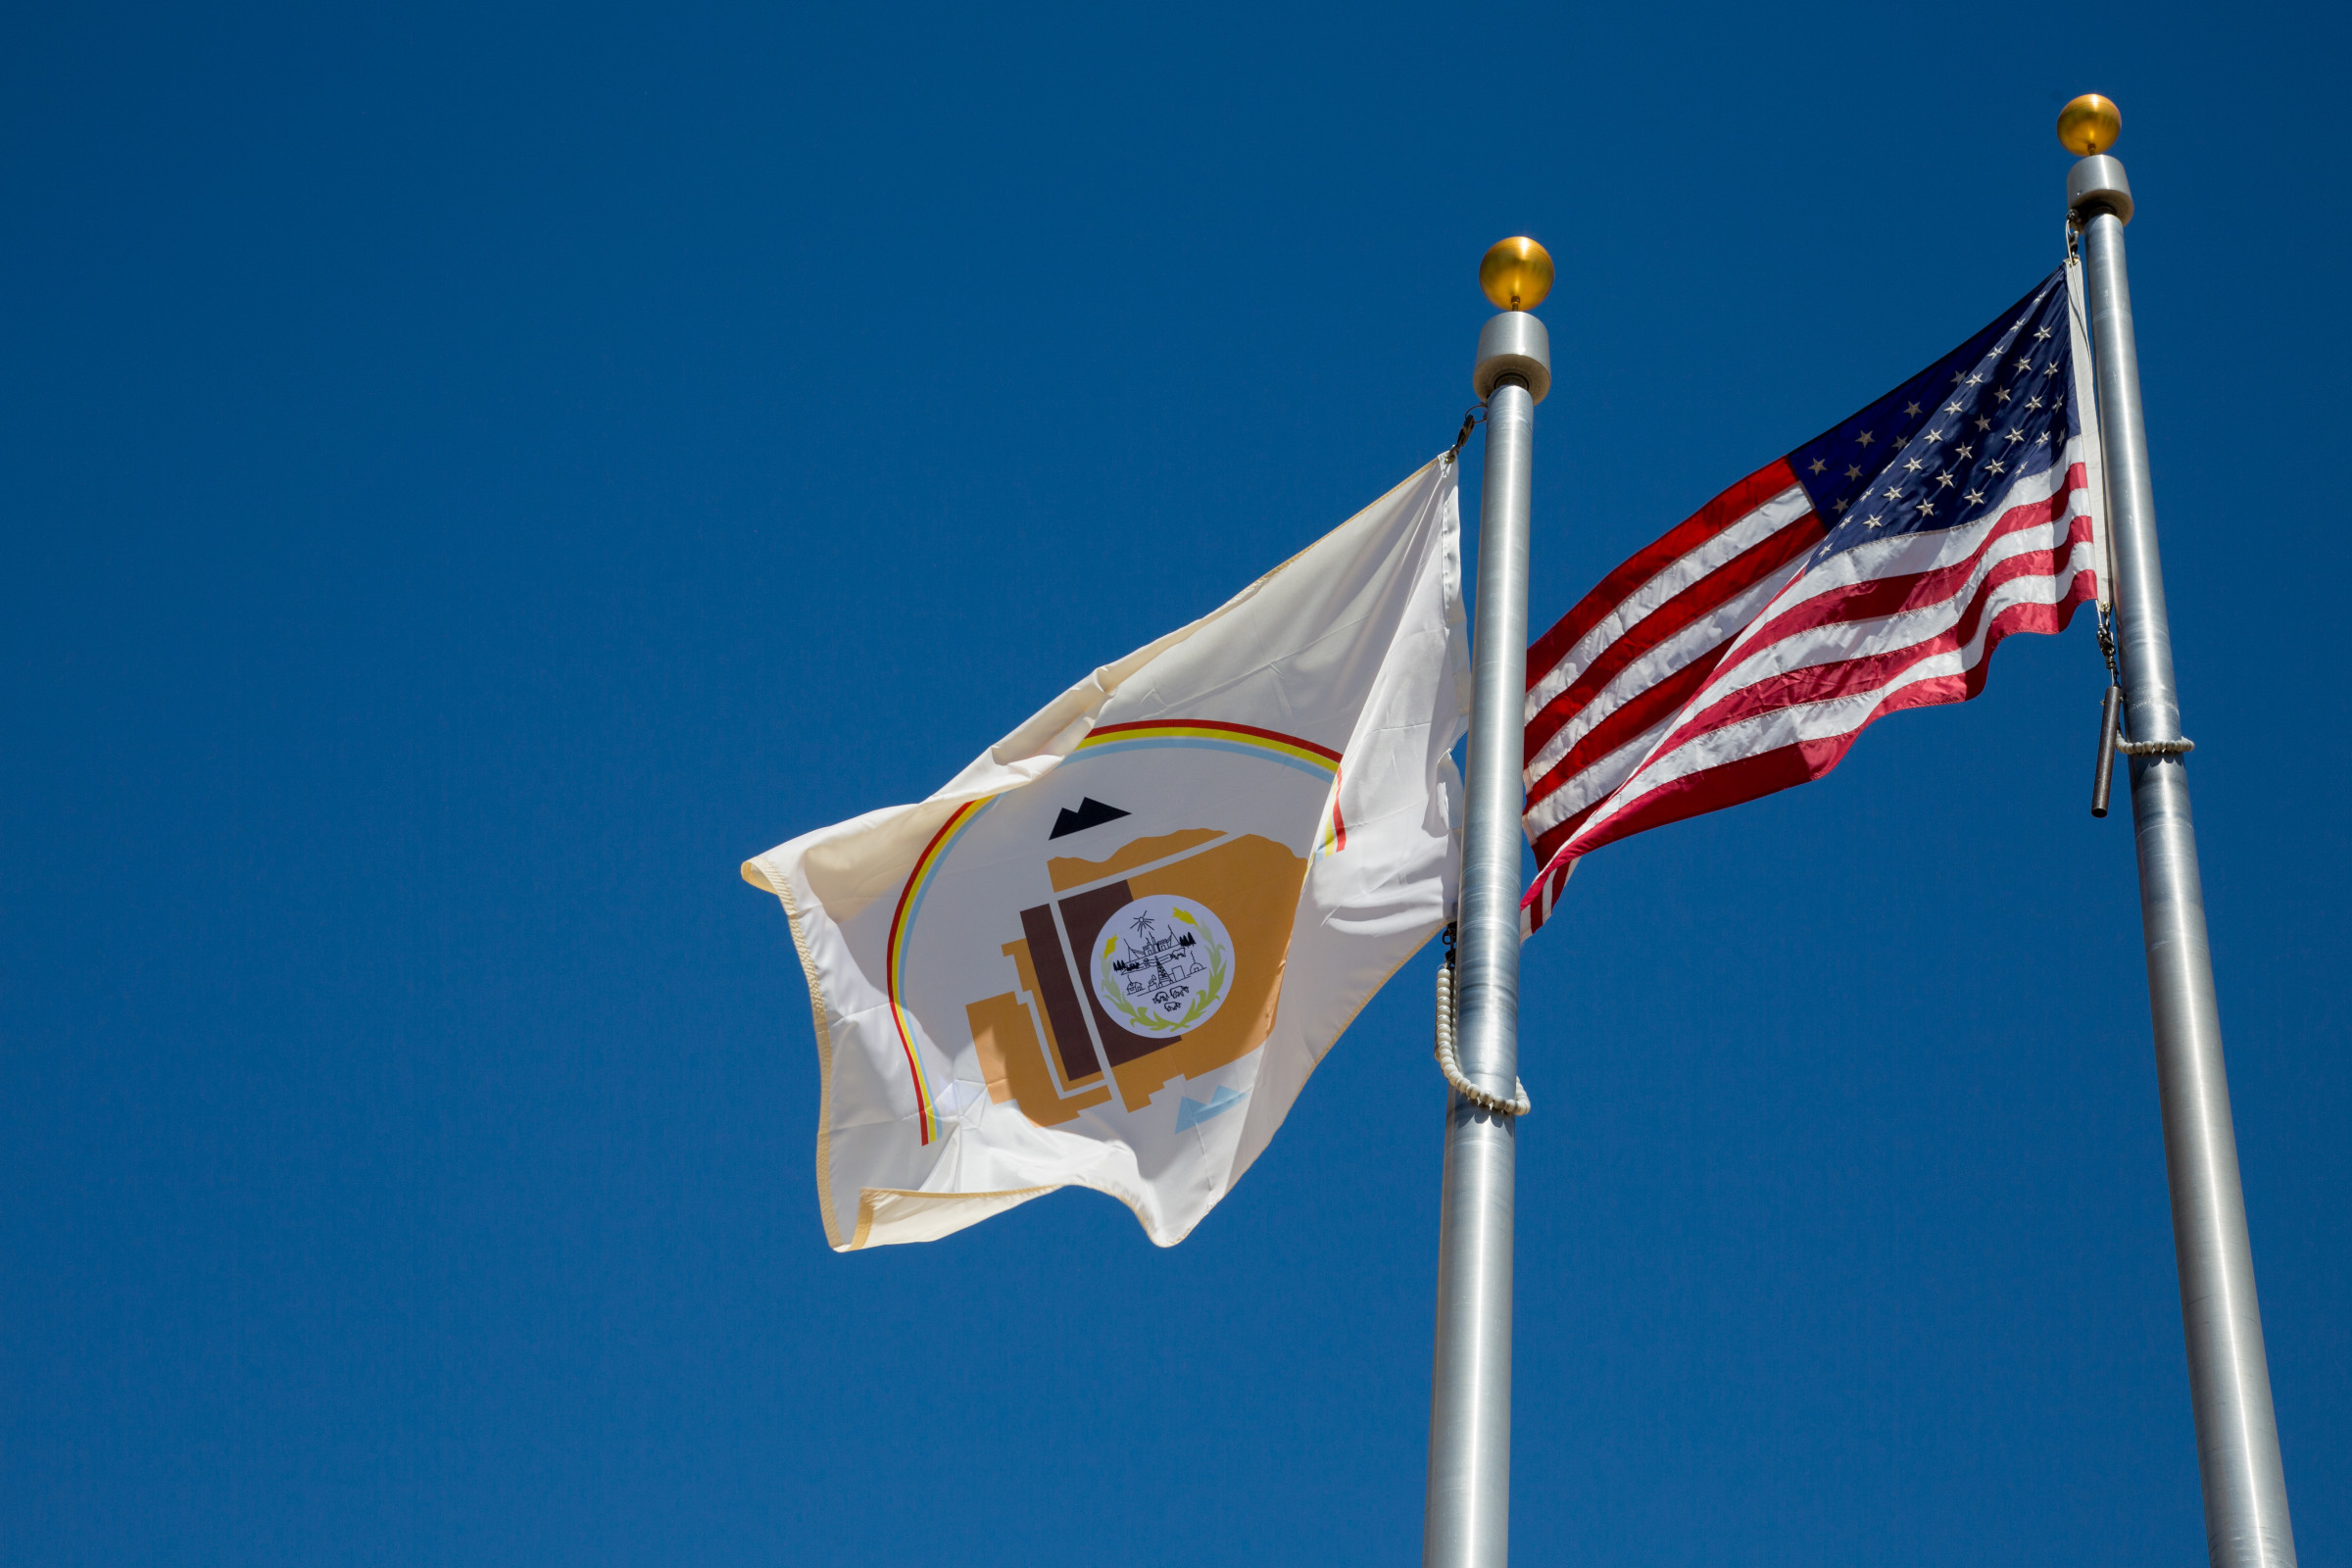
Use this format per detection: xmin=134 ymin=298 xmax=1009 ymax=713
xmin=1520 ymin=439 xmax=2102 ymax=936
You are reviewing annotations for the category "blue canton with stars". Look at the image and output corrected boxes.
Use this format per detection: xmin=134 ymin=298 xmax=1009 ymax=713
xmin=1789 ymin=267 xmax=2079 ymax=556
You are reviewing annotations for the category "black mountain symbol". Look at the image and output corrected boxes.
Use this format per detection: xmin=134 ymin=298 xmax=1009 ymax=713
xmin=1050 ymin=797 xmax=1132 ymax=840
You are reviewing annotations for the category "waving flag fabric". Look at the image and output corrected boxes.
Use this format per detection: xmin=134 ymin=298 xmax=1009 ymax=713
xmin=745 ymin=458 xmax=1467 ymax=1249
xmin=1521 ymin=264 xmax=2106 ymax=935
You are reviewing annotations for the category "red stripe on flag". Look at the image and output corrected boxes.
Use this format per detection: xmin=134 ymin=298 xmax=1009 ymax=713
xmin=1530 ymin=793 xmax=1608 ymax=869
xmin=1525 ymin=460 xmax=1803 ymax=683
xmin=1525 ymin=653 xmax=1721 ymax=815
xmin=1562 ymin=579 xmax=2094 ymax=864
xmin=1524 ymin=505 xmax=1826 ymax=760
xmin=1721 ymin=478 xmax=2087 ymax=660
xmin=1648 ymin=521 xmax=2093 ymax=760
xmin=1522 ymin=513 xmax=1829 ymax=815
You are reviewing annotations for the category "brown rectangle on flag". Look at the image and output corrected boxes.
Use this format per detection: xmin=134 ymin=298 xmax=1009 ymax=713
xmin=1054 ymin=880 xmax=1173 ymax=1066
xmin=1017 ymin=903 xmax=1104 ymax=1085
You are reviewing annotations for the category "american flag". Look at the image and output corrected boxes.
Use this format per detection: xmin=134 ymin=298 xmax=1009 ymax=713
xmin=1521 ymin=265 xmax=2105 ymax=935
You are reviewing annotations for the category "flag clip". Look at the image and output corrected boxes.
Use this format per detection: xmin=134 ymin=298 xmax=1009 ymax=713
xmin=1447 ymin=405 xmax=1486 ymax=465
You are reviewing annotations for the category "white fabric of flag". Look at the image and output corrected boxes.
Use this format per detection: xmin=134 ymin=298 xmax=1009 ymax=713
xmin=744 ymin=458 xmax=1467 ymax=1249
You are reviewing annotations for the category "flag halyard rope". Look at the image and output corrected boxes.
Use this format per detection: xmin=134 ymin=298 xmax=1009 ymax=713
xmin=1434 ymin=925 xmax=1530 ymax=1117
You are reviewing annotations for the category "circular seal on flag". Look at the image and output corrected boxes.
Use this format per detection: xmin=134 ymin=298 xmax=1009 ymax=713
xmin=1090 ymin=894 xmax=1232 ymax=1037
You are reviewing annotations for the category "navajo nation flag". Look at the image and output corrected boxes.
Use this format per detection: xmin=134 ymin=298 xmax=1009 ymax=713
xmin=747 ymin=459 xmax=1467 ymax=1249
xmin=1521 ymin=265 xmax=2107 ymax=934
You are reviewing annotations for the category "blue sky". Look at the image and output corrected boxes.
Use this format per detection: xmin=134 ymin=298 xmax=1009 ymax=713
xmin=4 ymin=2 xmax=2344 ymax=1563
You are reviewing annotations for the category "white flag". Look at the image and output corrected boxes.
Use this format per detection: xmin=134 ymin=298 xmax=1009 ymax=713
xmin=744 ymin=457 xmax=1467 ymax=1248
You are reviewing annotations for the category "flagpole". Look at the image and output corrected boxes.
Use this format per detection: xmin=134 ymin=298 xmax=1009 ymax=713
xmin=2061 ymin=97 xmax=2299 ymax=1568
xmin=1424 ymin=240 xmax=1552 ymax=1568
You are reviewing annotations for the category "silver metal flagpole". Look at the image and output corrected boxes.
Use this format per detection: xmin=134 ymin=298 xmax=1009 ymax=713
xmin=1424 ymin=239 xmax=1552 ymax=1568
xmin=2061 ymin=95 xmax=2299 ymax=1568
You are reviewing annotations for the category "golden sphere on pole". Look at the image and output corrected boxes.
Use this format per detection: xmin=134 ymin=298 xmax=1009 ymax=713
xmin=2057 ymin=93 xmax=2122 ymax=156
xmin=1479 ymin=236 xmax=1554 ymax=312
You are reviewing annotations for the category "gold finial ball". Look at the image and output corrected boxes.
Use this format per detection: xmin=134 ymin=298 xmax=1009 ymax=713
xmin=2057 ymin=93 xmax=2122 ymax=156
xmin=1479 ymin=236 xmax=1554 ymax=312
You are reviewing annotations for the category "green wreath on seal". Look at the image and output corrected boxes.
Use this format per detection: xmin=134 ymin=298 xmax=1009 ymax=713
xmin=1100 ymin=907 xmax=1229 ymax=1036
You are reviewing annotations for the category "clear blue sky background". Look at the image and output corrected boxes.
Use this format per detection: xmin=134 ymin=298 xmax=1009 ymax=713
xmin=5 ymin=2 xmax=2344 ymax=1563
